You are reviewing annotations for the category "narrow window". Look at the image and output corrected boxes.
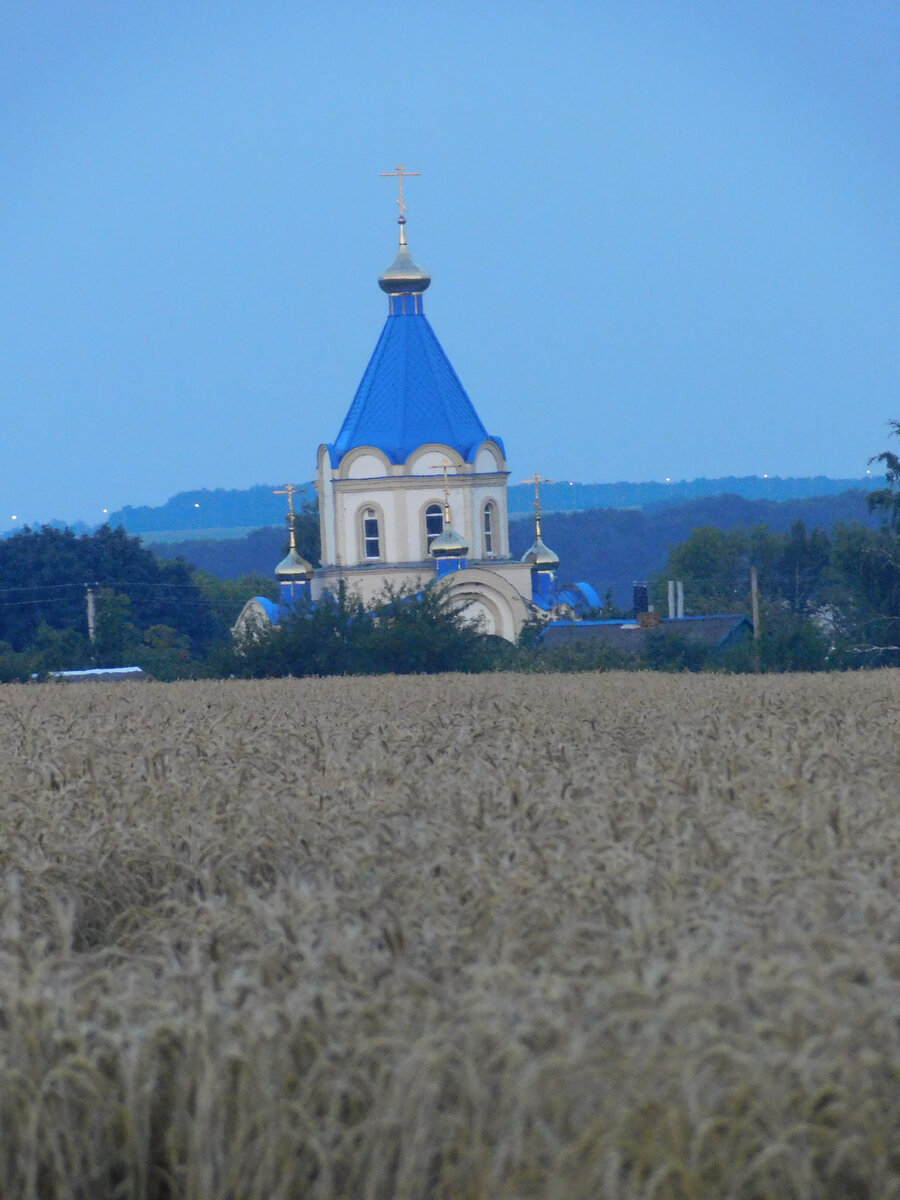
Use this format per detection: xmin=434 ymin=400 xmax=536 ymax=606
xmin=483 ymin=503 xmax=494 ymax=554
xmin=363 ymin=508 xmax=380 ymax=559
xmin=425 ymin=503 xmax=443 ymax=552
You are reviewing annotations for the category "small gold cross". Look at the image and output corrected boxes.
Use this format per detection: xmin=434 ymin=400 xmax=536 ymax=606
xmin=273 ymin=483 xmax=298 ymax=517
xmin=429 ymin=457 xmax=456 ymax=525
xmin=429 ymin=457 xmax=455 ymax=506
xmin=380 ymin=163 xmax=421 ymax=218
xmin=274 ymin=483 xmax=300 ymax=549
xmin=520 ymin=473 xmax=553 ymax=520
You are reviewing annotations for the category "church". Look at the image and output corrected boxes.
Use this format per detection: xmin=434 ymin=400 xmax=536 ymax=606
xmin=236 ymin=167 xmax=579 ymax=643
xmin=234 ymin=168 xmax=754 ymax=659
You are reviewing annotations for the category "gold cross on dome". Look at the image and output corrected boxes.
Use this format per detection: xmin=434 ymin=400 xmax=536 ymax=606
xmin=274 ymin=483 xmax=300 ymax=549
xmin=273 ymin=483 xmax=298 ymax=517
xmin=380 ymin=163 xmax=420 ymax=218
xmin=430 ymin=458 xmax=455 ymax=524
xmin=521 ymin=473 xmax=553 ymax=520
xmin=429 ymin=457 xmax=455 ymax=504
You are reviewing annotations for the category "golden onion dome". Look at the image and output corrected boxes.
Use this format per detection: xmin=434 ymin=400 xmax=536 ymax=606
xmin=274 ymin=547 xmax=313 ymax=579
xmin=378 ymin=218 xmax=431 ymax=294
xmin=521 ymin=535 xmax=559 ymax=570
xmin=430 ymin=527 xmax=468 ymax=558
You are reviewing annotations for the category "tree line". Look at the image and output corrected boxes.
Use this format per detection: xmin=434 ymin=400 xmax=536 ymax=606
xmin=3 ymin=425 xmax=898 ymax=680
xmin=151 ymin=490 xmax=879 ymax=603
xmin=640 ymin=423 xmax=900 ymax=670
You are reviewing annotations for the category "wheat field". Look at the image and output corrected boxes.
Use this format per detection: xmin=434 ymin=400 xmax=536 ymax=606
xmin=0 ymin=671 xmax=898 ymax=1200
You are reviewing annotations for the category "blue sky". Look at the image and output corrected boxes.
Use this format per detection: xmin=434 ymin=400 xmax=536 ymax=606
xmin=1 ymin=1 xmax=897 ymax=529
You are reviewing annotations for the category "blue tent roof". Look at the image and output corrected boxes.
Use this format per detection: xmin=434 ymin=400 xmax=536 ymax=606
xmin=330 ymin=308 xmax=503 ymax=466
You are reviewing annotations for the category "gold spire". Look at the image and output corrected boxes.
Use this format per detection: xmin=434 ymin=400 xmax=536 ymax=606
xmin=520 ymin=473 xmax=559 ymax=569
xmin=380 ymin=163 xmax=420 ymax=237
xmin=429 ymin=458 xmax=468 ymax=557
xmin=273 ymin=483 xmax=313 ymax=579
xmin=378 ymin=162 xmax=431 ymax=296
xmin=273 ymin=483 xmax=299 ymax=551
xmin=431 ymin=457 xmax=453 ymax=527
xmin=522 ymin=473 xmax=552 ymax=540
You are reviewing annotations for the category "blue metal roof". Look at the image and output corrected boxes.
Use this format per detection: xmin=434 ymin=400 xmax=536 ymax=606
xmin=557 ymin=582 xmax=601 ymax=613
xmin=255 ymin=596 xmax=280 ymax=624
xmin=330 ymin=308 xmax=503 ymax=466
xmin=541 ymin=614 xmax=753 ymax=652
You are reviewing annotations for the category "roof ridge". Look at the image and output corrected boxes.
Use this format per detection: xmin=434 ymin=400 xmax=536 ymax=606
xmin=418 ymin=315 xmax=472 ymax=457
xmin=397 ymin=311 xmax=410 ymax=461
xmin=333 ymin=318 xmax=394 ymax=456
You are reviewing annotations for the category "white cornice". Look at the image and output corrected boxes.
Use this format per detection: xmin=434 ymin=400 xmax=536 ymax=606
xmin=333 ymin=472 xmax=509 ymax=494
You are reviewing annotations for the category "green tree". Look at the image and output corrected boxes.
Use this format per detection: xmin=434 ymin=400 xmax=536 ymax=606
xmin=757 ymin=608 xmax=831 ymax=672
xmin=828 ymin=523 xmax=900 ymax=650
xmin=92 ymin=589 xmax=140 ymax=666
xmin=292 ymin=500 xmax=321 ymax=566
xmin=0 ymin=641 xmax=35 ymax=683
xmin=835 ymin=421 xmax=900 ymax=653
xmin=868 ymin=419 xmax=900 ymax=530
xmin=652 ymin=522 xmax=835 ymax=672
xmin=224 ymin=584 xmax=370 ymax=678
xmin=192 ymin=569 xmax=279 ymax=629
xmin=134 ymin=624 xmax=193 ymax=680
xmin=0 ymin=525 xmax=218 ymax=655
xmin=653 ymin=526 xmax=751 ymax=613
xmin=640 ymin=631 xmax=709 ymax=673
xmin=31 ymin=622 xmax=92 ymax=672
xmin=774 ymin=521 xmax=831 ymax=614
xmin=222 ymin=581 xmax=507 ymax=679
xmin=655 ymin=522 xmax=832 ymax=619
xmin=707 ymin=612 xmax=830 ymax=674
xmin=361 ymin=584 xmax=504 ymax=674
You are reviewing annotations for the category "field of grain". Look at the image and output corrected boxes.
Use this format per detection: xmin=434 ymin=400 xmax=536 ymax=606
xmin=1 ymin=671 xmax=899 ymax=1200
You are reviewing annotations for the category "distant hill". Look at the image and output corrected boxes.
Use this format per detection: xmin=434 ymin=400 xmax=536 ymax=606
xmin=152 ymin=488 xmax=881 ymax=604
xmin=152 ymin=526 xmax=289 ymax=578
xmin=106 ymin=483 xmax=317 ymax=537
xmin=506 ymin=474 xmax=883 ymax=517
xmin=510 ymin=490 xmax=881 ymax=605
xmin=100 ymin=475 xmax=884 ymax=539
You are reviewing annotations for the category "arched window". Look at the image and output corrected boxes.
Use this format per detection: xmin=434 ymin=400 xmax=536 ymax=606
xmin=362 ymin=507 xmax=380 ymax=560
xmin=483 ymin=502 xmax=496 ymax=555
xmin=425 ymin=503 xmax=443 ymax=552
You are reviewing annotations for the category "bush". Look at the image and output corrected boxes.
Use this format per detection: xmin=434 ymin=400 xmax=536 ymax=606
xmin=223 ymin=582 xmax=509 ymax=678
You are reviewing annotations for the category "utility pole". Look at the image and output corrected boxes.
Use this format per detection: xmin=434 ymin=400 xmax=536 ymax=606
xmin=750 ymin=567 xmax=760 ymax=639
xmin=750 ymin=566 xmax=761 ymax=672
xmin=85 ymin=583 xmax=97 ymax=644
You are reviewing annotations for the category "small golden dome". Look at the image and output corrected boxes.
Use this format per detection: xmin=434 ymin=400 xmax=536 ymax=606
xmin=521 ymin=536 xmax=559 ymax=569
xmin=275 ymin=547 xmax=313 ymax=579
xmin=378 ymin=218 xmax=431 ymax=294
xmin=430 ymin=527 xmax=468 ymax=558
